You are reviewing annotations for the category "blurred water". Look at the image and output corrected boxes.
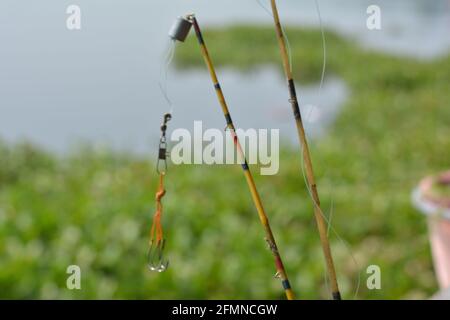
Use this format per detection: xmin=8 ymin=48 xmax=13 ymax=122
xmin=0 ymin=0 xmax=449 ymax=154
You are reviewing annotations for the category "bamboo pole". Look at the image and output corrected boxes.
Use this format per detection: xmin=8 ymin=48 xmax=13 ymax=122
xmin=269 ymin=0 xmax=341 ymax=300
xmin=189 ymin=15 xmax=295 ymax=300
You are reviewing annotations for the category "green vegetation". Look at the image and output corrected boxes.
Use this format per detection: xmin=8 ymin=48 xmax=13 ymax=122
xmin=1 ymin=25 xmax=449 ymax=299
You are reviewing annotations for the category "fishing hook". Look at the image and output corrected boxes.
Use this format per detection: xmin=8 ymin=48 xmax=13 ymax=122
xmin=148 ymin=239 xmax=169 ymax=273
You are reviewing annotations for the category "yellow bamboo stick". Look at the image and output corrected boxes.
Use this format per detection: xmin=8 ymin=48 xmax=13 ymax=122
xmin=269 ymin=0 xmax=341 ymax=300
xmin=189 ymin=15 xmax=295 ymax=300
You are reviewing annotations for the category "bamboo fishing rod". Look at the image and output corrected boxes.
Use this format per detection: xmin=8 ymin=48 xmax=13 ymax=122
xmin=169 ymin=14 xmax=295 ymax=300
xmin=269 ymin=0 xmax=341 ymax=300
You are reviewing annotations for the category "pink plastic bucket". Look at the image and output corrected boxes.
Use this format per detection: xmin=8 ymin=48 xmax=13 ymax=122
xmin=413 ymin=171 xmax=450 ymax=290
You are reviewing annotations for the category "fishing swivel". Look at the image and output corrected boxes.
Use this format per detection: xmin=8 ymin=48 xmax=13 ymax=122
xmin=148 ymin=113 xmax=172 ymax=272
xmin=156 ymin=113 xmax=172 ymax=174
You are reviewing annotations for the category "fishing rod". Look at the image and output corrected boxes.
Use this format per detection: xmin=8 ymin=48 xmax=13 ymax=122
xmin=268 ymin=0 xmax=341 ymax=300
xmin=168 ymin=14 xmax=295 ymax=300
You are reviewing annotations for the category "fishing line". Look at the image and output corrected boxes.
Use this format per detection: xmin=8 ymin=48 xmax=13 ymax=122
xmin=327 ymin=200 xmax=334 ymax=239
xmin=314 ymin=0 xmax=361 ymax=299
xmin=147 ymin=34 xmax=177 ymax=273
xmin=158 ymin=39 xmax=176 ymax=113
xmin=300 ymin=159 xmax=363 ymax=299
xmin=256 ymin=0 xmax=361 ymax=299
xmin=299 ymin=151 xmax=361 ymax=299
xmin=305 ymin=0 xmax=327 ymax=122
xmin=296 ymin=0 xmax=361 ymax=299
xmin=255 ymin=0 xmax=293 ymax=73
xmin=312 ymin=0 xmax=332 ymax=296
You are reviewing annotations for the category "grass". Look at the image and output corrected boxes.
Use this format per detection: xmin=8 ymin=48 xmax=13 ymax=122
xmin=1 ymin=25 xmax=449 ymax=299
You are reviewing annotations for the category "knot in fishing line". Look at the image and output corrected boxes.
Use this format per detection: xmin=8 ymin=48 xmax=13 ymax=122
xmin=155 ymin=185 xmax=166 ymax=202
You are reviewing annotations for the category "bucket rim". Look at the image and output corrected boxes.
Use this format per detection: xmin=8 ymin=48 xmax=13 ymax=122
xmin=413 ymin=171 xmax=450 ymax=220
